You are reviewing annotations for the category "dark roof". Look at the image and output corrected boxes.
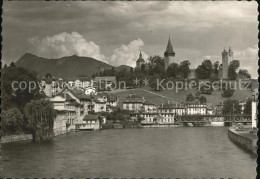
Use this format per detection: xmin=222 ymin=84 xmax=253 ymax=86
xmin=83 ymin=115 xmax=99 ymax=121
xmin=57 ymin=92 xmax=74 ymax=101
xmin=93 ymin=98 xmax=106 ymax=103
xmin=68 ymin=89 xmax=91 ymax=100
xmin=158 ymin=103 xmax=185 ymax=109
xmin=143 ymin=101 xmax=154 ymax=105
xmin=164 ymin=37 xmax=175 ymax=57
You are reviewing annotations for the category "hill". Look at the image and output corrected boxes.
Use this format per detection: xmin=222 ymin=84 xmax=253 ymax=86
xmin=15 ymin=53 xmax=113 ymax=78
xmin=109 ymin=87 xmax=253 ymax=108
xmin=115 ymin=65 xmax=132 ymax=72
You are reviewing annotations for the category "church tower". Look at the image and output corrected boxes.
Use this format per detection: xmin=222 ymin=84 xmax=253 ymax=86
xmin=164 ymin=36 xmax=175 ymax=70
xmin=136 ymin=50 xmax=145 ymax=69
xmin=221 ymin=47 xmax=233 ymax=79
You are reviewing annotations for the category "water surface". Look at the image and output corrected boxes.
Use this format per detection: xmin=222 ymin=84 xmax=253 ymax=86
xmin=0 ymin=127 xmax=256 ymax=178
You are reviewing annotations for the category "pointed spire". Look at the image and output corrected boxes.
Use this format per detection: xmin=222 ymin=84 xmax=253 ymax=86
xmin=164 ymin=35 xmax=175 ymax=57
xmin=139 ymin=50 xmax=142 ymax=58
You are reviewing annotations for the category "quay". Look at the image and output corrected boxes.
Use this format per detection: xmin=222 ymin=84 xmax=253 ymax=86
xmin=228 ymin=126 xmax=257 ymax=156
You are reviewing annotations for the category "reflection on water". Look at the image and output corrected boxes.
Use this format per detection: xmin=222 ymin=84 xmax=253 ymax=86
xmin=0 ymin=127 xmax=256 ymax=178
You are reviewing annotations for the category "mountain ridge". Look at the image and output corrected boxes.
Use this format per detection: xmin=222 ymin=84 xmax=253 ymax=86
xmin=15 ymin=53 xmax=129 ymax=78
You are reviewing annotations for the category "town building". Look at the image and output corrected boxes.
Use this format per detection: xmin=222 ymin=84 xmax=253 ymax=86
xmin=50 ymin=92 xmax=83 ymax=134
xmin=122 ymin=94 xmax=145 ymax=112
xmin=77 ymin=115 xmax=101 ymax=131
xmin=186 ymin=103 xmax=207 ymax=115
xmin=143 ymin=101 xmax=157 ymax=113
xmin=206 ymin=103 xmax=214 ymax=115
xmin=164 ymin=36 xmax=175 ymax=70
xmin=215 ymin=102 xmax=224 ymax=115
xmin=157 ymin=103 xmax=186 ymax=115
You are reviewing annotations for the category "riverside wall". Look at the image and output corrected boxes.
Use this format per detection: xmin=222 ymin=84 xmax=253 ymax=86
xmin=228 ymin=128 xmax=257 ymax=156
xmin=1 ymin=134 xmax=33 ymax=144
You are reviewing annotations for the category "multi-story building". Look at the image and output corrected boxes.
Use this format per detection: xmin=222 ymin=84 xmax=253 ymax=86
xmin=122 ymin=94 xmax=145 ymax=112
xmin=215 ymin=102 xmax=224 ymax=115
xmin=50 ymin=92 xmax=83 ymax=134
xmin=157 ymin=103 xmax=186 ymax=115
xmin=186 ymin=103 xmax=207 ymax=115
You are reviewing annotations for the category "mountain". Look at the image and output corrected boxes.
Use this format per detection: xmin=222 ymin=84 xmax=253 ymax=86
xmin=15 ymin=53 xmax=113 ymax=78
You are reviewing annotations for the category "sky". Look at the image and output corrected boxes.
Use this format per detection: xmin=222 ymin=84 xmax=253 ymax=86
xmin=2 ymin=1 xmax=258 ymax=78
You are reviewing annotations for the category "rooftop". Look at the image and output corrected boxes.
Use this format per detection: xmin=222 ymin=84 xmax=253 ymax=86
xmin=83 ymin=115 xmax=99 ymax=121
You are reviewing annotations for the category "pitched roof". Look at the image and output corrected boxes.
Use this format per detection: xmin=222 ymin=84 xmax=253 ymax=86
xmin=143 ymin=101 xmax=154 ymax=105
xmin=164 ymin=37 xmax=175 ymax=56
xmin=83 ymin=115 xmax=99 ymax=121
xmin=68 ymin=89 xmax=91 ymax=100
xmin=158 ymin=103 xmax=185 ymax=109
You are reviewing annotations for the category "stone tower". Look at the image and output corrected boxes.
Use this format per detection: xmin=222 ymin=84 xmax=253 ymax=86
xmin=221 ymin=47 xmax=233 ymax=79
xmin=136 ymin=50 xmax=145 ymax=69
xmin=164 ymin=36 xmax=175 ymax=70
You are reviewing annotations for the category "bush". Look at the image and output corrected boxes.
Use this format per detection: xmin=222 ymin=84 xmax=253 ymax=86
xmin=1 ymin=108 xmax=24 ymax=135
xmin=200 ymin=83 xmax=213 ymax=95
xmin=222 ymin=83 xmax=234 ymax=98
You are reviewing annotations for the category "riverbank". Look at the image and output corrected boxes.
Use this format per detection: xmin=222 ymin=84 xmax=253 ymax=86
xmin=1 ymin=129 xmax=73 ymax=144
xmin=102 ymin=122 xmax=142 ymax=129
xmin=1 ymin=134 xmax=33 ymax=144
xmin=228 ymin=127 xmax=257 ymax=156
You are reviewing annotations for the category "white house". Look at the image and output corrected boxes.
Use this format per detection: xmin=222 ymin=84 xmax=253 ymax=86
xmin=187 ymin=103 xmax=207 ymax=115
xmin=77 ymin=115 xmax=101 ymax=131
xmin=123 ymin=94 xmax=145 ymax=112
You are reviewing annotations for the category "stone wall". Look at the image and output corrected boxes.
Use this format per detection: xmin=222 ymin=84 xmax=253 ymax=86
xmin=1 ymin=134 xmax=33 ymax=143
xmin=228 ymin=128 xmax=257 ymax=156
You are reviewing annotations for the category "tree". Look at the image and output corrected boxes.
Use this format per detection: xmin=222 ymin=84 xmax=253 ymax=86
xmin=24 ymin=99 xmax=56 ymax=142
xmin=200 ymin=83 xmax=213 ymax=95
xmin=186 ymin=93 xmax=195 ymax=102
xmin=166 ymin=63 xmax=179 ymax=78
xmin=222 ymin=99 xmax=241 ymax=115
xmin=130 ymin=67 xmax=134 ymax=74
xmin=179 ymin=60 xmax=191 ymax=79
xmin=195 ymin=60 xmax=213 ymax=79
xmin=228 ymin=60 xmax=240 ymax=80
xmin=222 ymin=83 xmax=234 ymax=98
xmin=1 ymin=108 xmax=23 ymax=135
xmin=243 ymin=99 xmax=252 ymax=114
xmin=147 ymin=55 xmax=165 ymax=77
xmin=213 ymin=61 xmax=220 ymax=75
xmin=141 ymin=63 xmax=146 ymax=72
xmin=137 ymin=116 xmax=145 ymax=123
xmin=150 ymin=74 xmax=164 ymax=91
xmin=194 ymin=91 xmax=201 ymax=99
xmin=45 ymin=73 xmax=52 ymax=79
xmin=238 ymin=69 xmax=251 ymax=79
xmin=199 ymin=95 xmax=207 ymax=104
xmin=2 ymin=66 xmax=42 ymax=111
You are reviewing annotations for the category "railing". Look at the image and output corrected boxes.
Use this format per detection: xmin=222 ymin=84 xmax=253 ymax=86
xmin=175 ymin=115 xmax=251 ymax=123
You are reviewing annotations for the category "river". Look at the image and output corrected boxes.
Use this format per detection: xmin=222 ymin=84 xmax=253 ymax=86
xmin=0 ymin=127 xmax=256 ymax=178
